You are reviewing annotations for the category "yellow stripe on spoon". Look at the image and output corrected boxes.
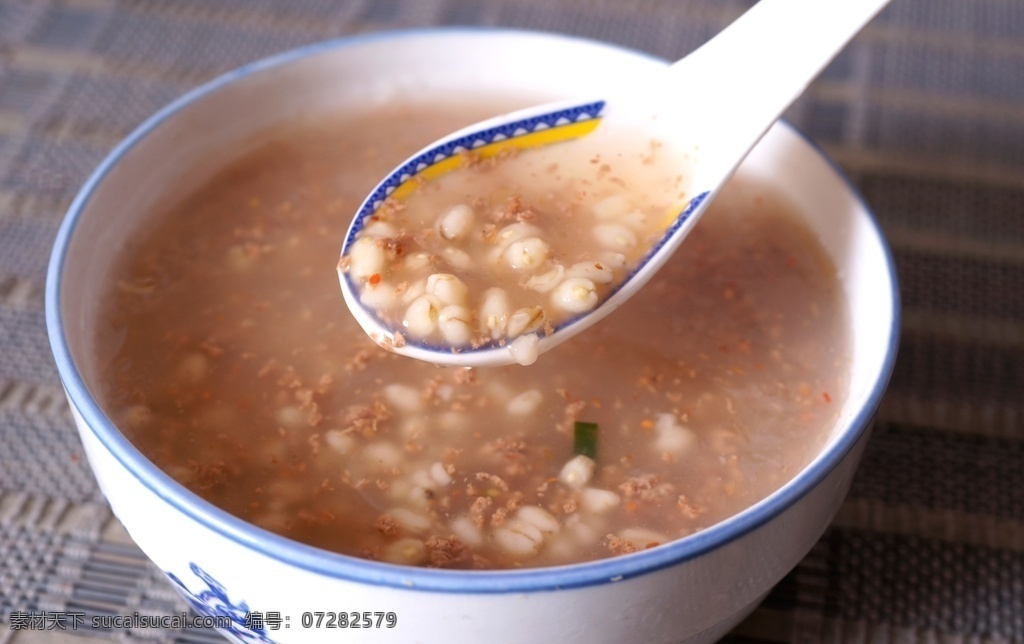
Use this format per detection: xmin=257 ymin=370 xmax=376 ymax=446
xmin=390 ymin=118 xmax=603 ymax=201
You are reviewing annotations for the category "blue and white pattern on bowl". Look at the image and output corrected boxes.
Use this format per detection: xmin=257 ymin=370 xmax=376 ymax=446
xmin=166 ymin=563 xmax=273 ymax=643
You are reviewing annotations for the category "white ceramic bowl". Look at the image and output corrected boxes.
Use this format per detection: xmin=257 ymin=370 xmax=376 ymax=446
xmin=46 ymin=29 xmax=899 ymax=644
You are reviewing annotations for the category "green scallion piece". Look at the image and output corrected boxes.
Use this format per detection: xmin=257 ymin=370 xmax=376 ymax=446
xmin=573 ymin=421 xmax=599 ymax=460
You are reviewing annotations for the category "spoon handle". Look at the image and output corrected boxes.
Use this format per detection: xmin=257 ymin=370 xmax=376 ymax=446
xmin=666 ymin=0 xmax=890 ymax=178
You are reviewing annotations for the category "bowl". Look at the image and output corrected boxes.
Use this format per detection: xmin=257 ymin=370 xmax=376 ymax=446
xmin=46 ymin=29 xmax=899 ymax=644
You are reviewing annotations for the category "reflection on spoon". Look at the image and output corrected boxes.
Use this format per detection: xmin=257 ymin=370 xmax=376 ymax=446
xmin=338 ymin=0 xmax=891 ymax=368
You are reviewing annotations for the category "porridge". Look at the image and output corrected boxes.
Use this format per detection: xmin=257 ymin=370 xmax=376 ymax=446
xmin=96 ymin=97 xmax=848 ymax=570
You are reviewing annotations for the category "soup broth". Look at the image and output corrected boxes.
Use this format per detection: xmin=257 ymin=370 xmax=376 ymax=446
xmin=96 ymin=98 xmax=848 ymax=570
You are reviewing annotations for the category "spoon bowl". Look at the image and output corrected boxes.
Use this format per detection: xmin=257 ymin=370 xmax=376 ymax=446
xmin=339 ymin=0 xmax=891 ymax=367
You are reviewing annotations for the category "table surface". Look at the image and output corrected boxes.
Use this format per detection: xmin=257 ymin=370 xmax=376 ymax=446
xmin=1 ymin=0 xmax=1022 ymax=642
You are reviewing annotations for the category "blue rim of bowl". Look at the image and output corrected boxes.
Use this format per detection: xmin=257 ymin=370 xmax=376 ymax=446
xmin=45 ymin=27 xmax=901 ymax=594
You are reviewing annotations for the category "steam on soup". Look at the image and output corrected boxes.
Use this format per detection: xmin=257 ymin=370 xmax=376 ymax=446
xmin=96 ymin=97 xmax=848 ymax=570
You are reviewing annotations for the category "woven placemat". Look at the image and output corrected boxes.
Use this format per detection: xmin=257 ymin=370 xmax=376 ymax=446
xmin=1 ymin=0 xmax=1021 ymax=642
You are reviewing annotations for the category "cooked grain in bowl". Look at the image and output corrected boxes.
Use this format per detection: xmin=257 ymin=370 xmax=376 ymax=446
xmin=96 ymin=97 xmax=849 ymax=570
